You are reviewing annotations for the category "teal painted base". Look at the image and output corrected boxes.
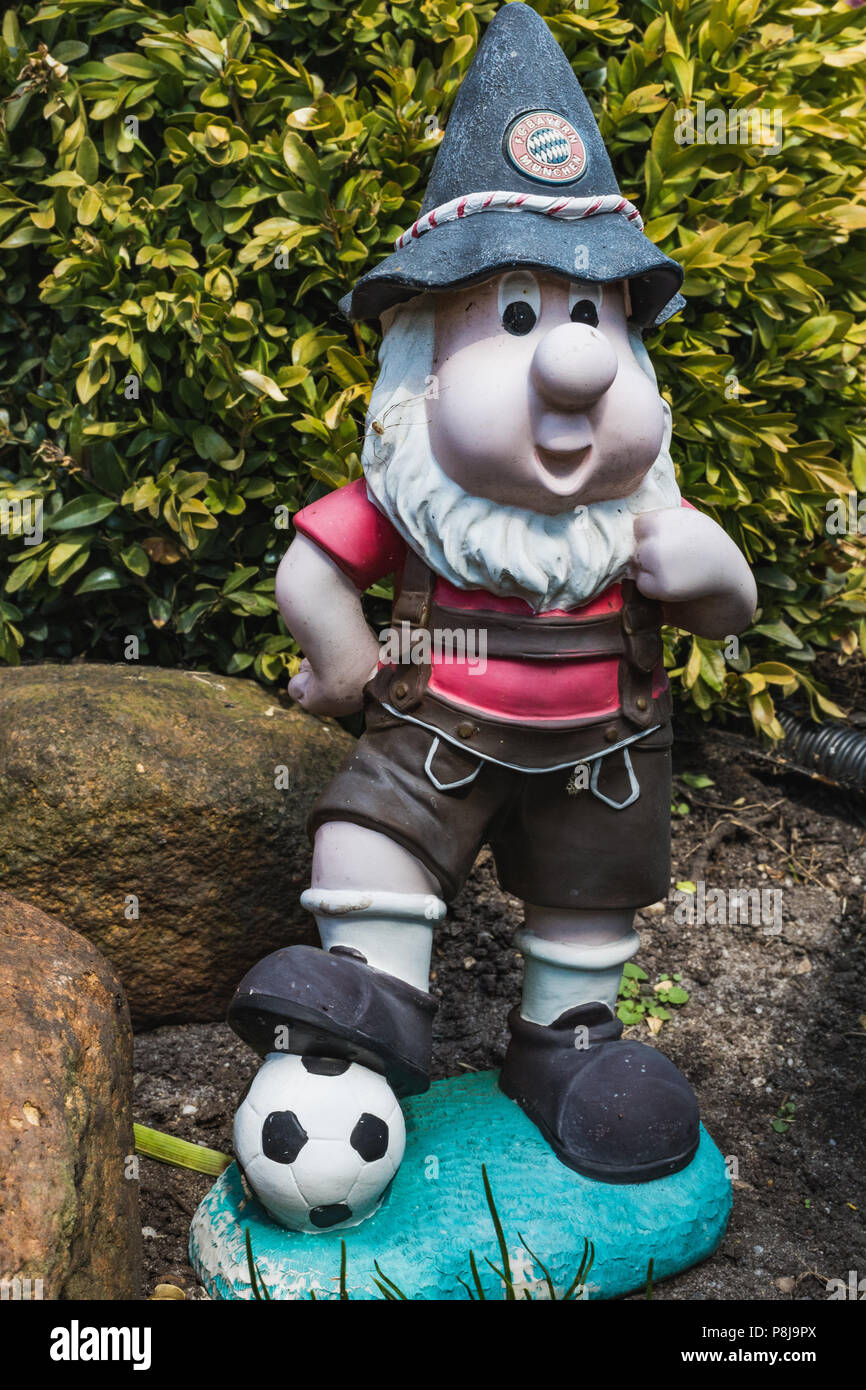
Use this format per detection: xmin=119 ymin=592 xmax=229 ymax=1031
xmin=189 ymin=1070 xmax=731 ymax=1300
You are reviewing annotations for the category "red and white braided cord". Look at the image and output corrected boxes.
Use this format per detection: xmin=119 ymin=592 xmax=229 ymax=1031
xmin=394 ymin=190 xmax=644 ymax=251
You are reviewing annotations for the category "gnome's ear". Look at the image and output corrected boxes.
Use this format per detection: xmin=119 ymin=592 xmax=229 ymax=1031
xmin=379 ymin=302 xmax=402 ymax=334
xmin=378 ymin=291 xmax=431 ymax=335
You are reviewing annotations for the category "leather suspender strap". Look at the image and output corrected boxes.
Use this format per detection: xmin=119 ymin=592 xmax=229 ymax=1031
xmin=387 ymin=548 xmax=435 ymax=713
xmin=618 ymin=579 xmax=663 ymax=728
xmin=391 ymin=547 xmax=434 ymax=629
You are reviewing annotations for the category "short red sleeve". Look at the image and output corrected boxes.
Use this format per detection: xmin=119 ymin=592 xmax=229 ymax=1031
xmin=293 ymin=478 xmax=407 ymax=590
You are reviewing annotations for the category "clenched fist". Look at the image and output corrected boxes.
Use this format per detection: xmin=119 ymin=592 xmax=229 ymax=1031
xmin=277 ymin=534 xmax=381 ymax=717
xmin=289 ymin=653 xmax=379 ymax=717
xmin=632 ymin=506 xmax=757 ymax=638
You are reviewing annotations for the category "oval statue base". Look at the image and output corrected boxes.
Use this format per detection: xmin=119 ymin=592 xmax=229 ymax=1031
xmin=189 ymin=1069 xmax=731 ymax=1300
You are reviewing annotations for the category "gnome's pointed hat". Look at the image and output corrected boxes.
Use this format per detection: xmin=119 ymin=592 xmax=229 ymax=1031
xmin=340 ymin=3 xmax=683 ymax=331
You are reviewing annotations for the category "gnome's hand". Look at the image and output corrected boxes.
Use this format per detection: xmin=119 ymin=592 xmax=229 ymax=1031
xmin=632 ymin=507 xmax=757 ymax=638
xmin=276 ymin=534 xmax=381 ymax=717
xmin=288 ymin=655 xmax=379 ymax=717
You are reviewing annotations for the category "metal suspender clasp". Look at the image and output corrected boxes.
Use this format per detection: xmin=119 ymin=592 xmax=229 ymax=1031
xmin=589 ymin=744 xmax=641 ymax=810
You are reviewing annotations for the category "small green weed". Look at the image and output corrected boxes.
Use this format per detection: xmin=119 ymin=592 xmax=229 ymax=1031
xmin=617 ymin=963 xmax=690 ymax=1032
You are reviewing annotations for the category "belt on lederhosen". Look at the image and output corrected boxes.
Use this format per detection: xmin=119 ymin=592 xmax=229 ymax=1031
xmin=365 ymin=549 xmax=672 ymax=807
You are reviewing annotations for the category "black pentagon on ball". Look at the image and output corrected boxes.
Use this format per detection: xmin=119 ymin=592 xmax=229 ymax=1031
xmin=301 ymin=1055 xmax=351 ymax=1077
xmin=261 ymin=1110 xmax=308 ymax=1164
xmin=309 ymin=1203 xmax=352 ymax=1229
xmin=350 ymin=1112 xmax=389 ymax=1162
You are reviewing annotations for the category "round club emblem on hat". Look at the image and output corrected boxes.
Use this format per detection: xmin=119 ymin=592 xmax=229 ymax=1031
xmin=505 ymin=110 xmax=587 ymax=185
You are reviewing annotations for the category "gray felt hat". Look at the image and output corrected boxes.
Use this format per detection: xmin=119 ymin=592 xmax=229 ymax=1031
xmin=340 ymin=3 xmax=684 ymax=331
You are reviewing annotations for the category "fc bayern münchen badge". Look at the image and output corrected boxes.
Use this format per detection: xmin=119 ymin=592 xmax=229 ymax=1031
xmin=504 ymin=109 xmax=587 ymax=185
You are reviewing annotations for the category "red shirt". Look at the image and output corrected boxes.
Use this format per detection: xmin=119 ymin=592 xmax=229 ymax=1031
xmin=293 ymin=479 xmax=668 ymax=725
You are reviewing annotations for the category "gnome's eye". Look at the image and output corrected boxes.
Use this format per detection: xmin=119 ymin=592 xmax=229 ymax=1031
xmin=497 ymin=271 xmax=541 ymax=336
xmin=568 ymin=281 xmax=602 ymax=328
xmin=502 ymin=301 xmax=537 ymax=336
xmin=570 ymin=299 xmax=599 ymax=328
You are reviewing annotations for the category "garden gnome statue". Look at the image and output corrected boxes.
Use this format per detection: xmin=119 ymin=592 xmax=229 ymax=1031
xmin=227 ymin=3 xmax=757 ymax=1230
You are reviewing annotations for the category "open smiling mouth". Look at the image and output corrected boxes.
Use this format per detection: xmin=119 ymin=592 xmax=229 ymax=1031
xmin=534 ymin=443 xmax=593 ymax=494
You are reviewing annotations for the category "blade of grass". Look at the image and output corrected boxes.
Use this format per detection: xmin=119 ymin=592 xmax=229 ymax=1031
xmin=244 ymin=1227 xmax=273 ymax=1300
xmin=562 ymin=1238 xmax=595 ymax=1300
xmin=518 ymin=1233 xmax=557 ymax=1300
xmin=468 ymin=1249 xmax=486 ymax=1300
xmin=134 ymin=1123 xmax=231 ymax=1176
xmin=372 ymin=1261 xmax=408 ymax=1300
xmin=481 ymin=1164 xmax=515 ymax=1301
xmin=245 ymin=1228 xmax=261 ymax=1302
xmin=371 ymin=1279 xmax=400 ymax=1300
xmin=484 ymin=1256 xmax=512 ymax=1290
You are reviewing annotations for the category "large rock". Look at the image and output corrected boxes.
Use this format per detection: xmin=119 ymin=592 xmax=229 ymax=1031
xmin=0 ymin=893 xmax=141 ymax=1299
xmin=0 ymin=665 xmax=353 ymax=1024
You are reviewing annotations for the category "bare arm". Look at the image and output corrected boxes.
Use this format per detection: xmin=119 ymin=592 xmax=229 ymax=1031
xmin=276 ymin=534 xmax=380 ymax=716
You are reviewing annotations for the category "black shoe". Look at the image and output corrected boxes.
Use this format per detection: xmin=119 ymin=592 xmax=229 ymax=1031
xmin=227 ymin=944 xmax=436 ymax=1098
xmin=499 ymin=1002 xmax=700 ymax=1183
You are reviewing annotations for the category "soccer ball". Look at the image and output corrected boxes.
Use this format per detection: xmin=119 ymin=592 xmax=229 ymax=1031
xmin=233 ymin=1052 xmax=405 ymax=1234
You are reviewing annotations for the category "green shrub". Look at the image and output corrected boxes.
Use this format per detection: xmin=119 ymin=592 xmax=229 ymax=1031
xmin=0 ymin=0 xmax=864 ymax=732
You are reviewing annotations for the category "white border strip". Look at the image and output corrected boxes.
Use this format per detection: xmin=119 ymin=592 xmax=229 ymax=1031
xmin=394 ymin=190 xmax=644 ymax=251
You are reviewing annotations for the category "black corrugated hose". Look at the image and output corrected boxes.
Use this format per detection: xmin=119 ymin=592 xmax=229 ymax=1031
xmin=777 ymin=711 xmax=866 ymax=793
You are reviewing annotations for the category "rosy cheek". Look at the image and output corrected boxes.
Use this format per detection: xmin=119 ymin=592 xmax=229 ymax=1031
xmin=440 ymin=348 xmax=504 ymax=421
xmin=434 ymin=373 xmax=486 ymax=458
xmin=614 ymin=360 xmax=654 ymax=409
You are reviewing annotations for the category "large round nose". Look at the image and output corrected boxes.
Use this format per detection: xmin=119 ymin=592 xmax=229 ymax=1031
xmin=530 ymin=323 xmax=618 ymax=411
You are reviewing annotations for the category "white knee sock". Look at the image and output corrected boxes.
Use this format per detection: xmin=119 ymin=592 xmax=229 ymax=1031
xmin=300 ymin=888 xmax=446 ymax=992
xmin=515 ymin=927 xmax=640 ymax=1025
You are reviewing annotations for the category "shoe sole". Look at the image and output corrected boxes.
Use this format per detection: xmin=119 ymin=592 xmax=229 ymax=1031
xmin=228 ymin=991 xmax=429 ymax=1099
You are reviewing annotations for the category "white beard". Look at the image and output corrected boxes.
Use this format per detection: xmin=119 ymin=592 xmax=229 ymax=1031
xmin=362 ymin=297 xmax=681 ymax=613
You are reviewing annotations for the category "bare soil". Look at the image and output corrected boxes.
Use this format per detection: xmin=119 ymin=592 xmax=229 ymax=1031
xmin=135 ymin=718 xmax=866 ymax=1301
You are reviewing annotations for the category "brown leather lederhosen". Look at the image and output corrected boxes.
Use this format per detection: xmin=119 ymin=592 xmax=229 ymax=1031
xmin=365 ymin=549 xmax=672 ymax=771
